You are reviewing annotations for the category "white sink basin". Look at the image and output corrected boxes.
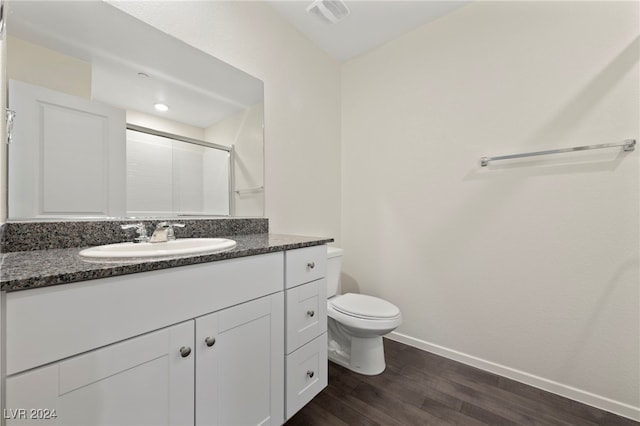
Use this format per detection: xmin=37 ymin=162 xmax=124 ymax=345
xmin=79 ymin=238 xmax=237 ymax=260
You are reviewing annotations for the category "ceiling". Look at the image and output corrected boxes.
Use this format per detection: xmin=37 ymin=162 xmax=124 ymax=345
xmin=8 ymin=1 xmax=471 ymax=128
xmin=8 ymin=1 xmax=263 ymax=129
xmin=266 ymin=0 xmax=472 ymax=63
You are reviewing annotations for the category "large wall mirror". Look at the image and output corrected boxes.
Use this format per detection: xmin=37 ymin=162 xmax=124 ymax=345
xmin=5 ymin=0 xmax=264 ymax=219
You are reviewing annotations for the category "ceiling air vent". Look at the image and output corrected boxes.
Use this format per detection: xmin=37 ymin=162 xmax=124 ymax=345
xmin=306 ymin=0 xmax=350 ymax=24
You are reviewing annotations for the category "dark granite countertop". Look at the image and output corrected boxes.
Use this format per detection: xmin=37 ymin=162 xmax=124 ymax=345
xmin=0 ymin=233 xmax=333 ymax=292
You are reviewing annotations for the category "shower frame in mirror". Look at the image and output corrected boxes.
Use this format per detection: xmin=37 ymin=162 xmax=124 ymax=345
xmin=125 ymin=124 xmax=234 ymax=218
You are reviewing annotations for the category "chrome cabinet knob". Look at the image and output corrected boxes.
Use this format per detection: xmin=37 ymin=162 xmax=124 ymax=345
xmin=307 ymin=370 xmax=315 ymax=379
xmin=307 ymin=310 xmax=315 ymax=318
xmin=179 ymin=346 xmax=192 ymax=358
xmin=307 ymin=262 xmax=315 ymax=270
xmin=205 ymin=337 xmax=216 ymax=347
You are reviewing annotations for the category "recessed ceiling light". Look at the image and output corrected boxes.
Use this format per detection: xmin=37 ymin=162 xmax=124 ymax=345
xmin=154 ymin=103 xmax=169 ymax=112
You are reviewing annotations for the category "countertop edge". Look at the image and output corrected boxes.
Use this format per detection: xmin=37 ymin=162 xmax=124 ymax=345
xmin=1 ymin=234 xmax=334 ymax=292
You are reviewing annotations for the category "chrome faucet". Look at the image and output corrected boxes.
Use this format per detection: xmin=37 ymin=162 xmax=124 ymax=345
xmin=120 ymin=223 xmax=149 ymax=243
xmin=149 ymin=222 xmax=185 ymax=243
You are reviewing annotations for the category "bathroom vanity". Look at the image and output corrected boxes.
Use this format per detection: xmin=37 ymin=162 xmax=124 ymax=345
xmin=2 ymin=3 xmax=328 ymax=423
xmin=0 ymin=219 xmax=332 ymax=425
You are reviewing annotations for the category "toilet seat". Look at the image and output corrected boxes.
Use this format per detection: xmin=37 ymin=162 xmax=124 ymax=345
xmin=327 ymin=294 xmax=402 ymax=334
xmin=329 ymin=293 xmax=400 ymax=320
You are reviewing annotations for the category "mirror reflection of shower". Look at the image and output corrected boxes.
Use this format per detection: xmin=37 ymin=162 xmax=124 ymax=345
xmin=126 ymin=127 xmax=231 ymax=217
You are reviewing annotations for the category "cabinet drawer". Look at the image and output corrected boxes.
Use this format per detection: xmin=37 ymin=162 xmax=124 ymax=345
xmin=285 ymin=245 xmax=327 ymax=289
xmin=286 ymin=279 xmax=327 ymax=354
xmin=285 ymin=333 xmax=328 ymax=420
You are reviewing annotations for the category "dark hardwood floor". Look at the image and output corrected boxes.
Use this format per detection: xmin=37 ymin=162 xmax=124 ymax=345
xmin=285 ymin=338 xmax=639 ymax=426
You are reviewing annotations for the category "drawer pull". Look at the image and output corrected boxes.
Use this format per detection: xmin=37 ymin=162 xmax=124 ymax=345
xmin=307 ymin=262 xmax=315 ymax=270
xmin=179 ymin=346 xmax=192 ymax=358
xmin=205 ymin=337 xmax=216 ymax=347
xmin=307 ymin=310 xmax=315 ymax=318
xmin=307 ymin=370 xmax=315 ymax=379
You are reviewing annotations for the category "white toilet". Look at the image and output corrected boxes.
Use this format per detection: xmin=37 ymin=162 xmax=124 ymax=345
xmin=326 ymin=246 xmax=402 ymax=375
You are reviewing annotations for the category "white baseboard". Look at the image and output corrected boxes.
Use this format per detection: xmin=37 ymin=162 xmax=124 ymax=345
xmin=387 ymin=331 xmax=640 ymax=422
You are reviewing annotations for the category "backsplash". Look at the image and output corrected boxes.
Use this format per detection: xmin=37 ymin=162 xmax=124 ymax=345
xmin=0 ymin=218 xmax=268 ymax=253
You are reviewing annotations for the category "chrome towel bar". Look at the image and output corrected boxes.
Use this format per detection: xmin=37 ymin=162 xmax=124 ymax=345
xmin=234 ymin=186 xmax=264 ymax=194
xmin=480 ymin=139 xmax=636 ymax=167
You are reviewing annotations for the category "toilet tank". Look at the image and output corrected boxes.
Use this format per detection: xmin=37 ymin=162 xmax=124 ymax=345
xmin=326 ymin=246 xmax=344 ymax=298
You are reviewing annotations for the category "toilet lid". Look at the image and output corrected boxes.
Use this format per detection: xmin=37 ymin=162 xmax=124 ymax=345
xmin=330 ymin=293 xmax=400 ymax=319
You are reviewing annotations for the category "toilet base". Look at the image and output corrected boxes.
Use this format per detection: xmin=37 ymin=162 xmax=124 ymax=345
xmin=328 ymin=319 xmax=387 ymax=375
xmin=329 ymin=335 xmax=386 ymax=375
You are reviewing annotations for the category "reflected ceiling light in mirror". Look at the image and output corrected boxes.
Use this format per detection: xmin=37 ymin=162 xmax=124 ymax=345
xmin=154 ymin=103 xmax=169 ymax=112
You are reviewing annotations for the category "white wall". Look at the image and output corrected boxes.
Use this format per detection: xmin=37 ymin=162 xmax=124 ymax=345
xmin=1 ymin=28 xmax=6 ymax=222
xmin=126 ymin=110 xmax=206 ymax=142
xmin=7 ymin=36 xmax=92 ymax=99
xmin=110 ymin=1 xmax=342 ymax=242
xmin=0 ymin=23 xmax=5 ymax=418
xmin=206 ymin=104 xmax=265 ymax=217
xmin=342 ymin=0 xmax=639 ymax=419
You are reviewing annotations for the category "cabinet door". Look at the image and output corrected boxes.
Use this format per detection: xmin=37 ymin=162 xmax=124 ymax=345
xmin=196 ymin=293 xmax=284 ymax=426
xmin=5 ymin=321 xmax=194 ymax=426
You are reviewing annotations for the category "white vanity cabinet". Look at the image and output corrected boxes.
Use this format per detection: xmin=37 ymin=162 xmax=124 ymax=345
xmin=3 ymin=252 xmax=286 ymax=426
xmin=6 ymin=293 xmax=285 ymax=426
xmin=2 ymin=245 xmax=328 ymax=425
xmin=284 ymin=246 xmax=329 ymax=420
